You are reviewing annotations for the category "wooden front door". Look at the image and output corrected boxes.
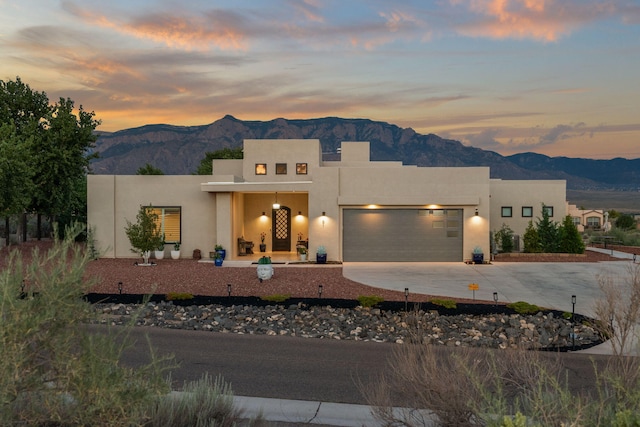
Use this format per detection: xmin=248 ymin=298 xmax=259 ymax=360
xmin=272 ymin=206 xmax=291 ymax=251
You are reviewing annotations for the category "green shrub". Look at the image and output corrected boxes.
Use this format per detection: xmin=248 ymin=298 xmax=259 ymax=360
xmin=507 ymin=301 xmax=541 ymax=314
xmin=166 ymin=292 xmax=194 ymax=301
xmin=261 ymin=294 xmax=291 ymax=303
xmin=257 ymin=256 xmax=272 ymax=264
xmin=430 ymin=298 xmax=457 ymax=309
xmin=0 ymin=224 xmax=174 ymax=426
xmin=357 ymin=295 xmax=384 ymax=307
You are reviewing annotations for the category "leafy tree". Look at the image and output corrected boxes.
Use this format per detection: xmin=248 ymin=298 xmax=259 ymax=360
xmin=558 ymin=215 xmax=585 ymax=254
xmin=124 ymin=205 xmax=164 ymax=264
xmin=494 ymin=223 xmax=515 ymax=253
xmin=136 ymin=163 xmax=164 ymax=175
xmin=0 ymin=125 xmax=34 ymax=246
xmin=195 ymin=147 xmax=243 ymax=175
xmin=523 ymin=220 xmax=541 ymax=253
xmin=615 ymin=213 xmax=636 ymax=230
xmin=536 ymin=205 xmax=559 ymax=253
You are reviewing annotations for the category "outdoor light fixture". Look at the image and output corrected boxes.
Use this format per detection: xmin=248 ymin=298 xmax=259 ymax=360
xmin=262 ymin=211 xmax=266 ymax=216
xmin=227 ymin=284 xmax=232 ymax=297
xmin=493 ymin=292 xmax=498 ymax=303
xmin=571 ymin=294 xmax=577 ymax=348
xmin=322 ymin=211 xmax=326 ymax=216
xmin=298 ymin=211 xmax=302 ymax=216
xmin=318 ymin=285 xmax=323 ymax=298
xmin=118 ymin=281 xmax=123 ymax=294
xmin=272 ymin=192 xmax=280 ymax=210
xmin=571 ymin=295 xmax=576 ymax=319
xmin=475 ymin=208 xmax=479 ymax=216
xmin=404 ymin=288 xmax=409 ymax=311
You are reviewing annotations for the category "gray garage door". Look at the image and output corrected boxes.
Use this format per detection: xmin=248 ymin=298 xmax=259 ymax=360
xmin=343 ymin=209 xmax=463 ymax=262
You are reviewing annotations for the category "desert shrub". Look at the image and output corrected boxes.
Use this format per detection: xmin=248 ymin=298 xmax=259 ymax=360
xmin=0 ymin=224 xmax=175 ymax=425
xmin=506 ymin=301 xmax=541 ymax=315
xmin=261 ymin=293 xmax=291 ymax=303
xmin=357 ymin=295 xmax=384 ymax=307
xmin=142 ymin=374 xmax=247 ymax=427
xmin=166 ymin=292 xmax=194 ymax=301
xmin=430 ymin=298 xmax=457 ymax=309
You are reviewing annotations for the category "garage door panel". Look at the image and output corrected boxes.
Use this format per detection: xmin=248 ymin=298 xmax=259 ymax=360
xmin=343 ymin=209 xmax=462 ymax=262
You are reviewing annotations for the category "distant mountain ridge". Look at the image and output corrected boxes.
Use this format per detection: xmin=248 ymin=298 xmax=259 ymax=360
xmin=91 ymin=115 xmax=640 ymax=190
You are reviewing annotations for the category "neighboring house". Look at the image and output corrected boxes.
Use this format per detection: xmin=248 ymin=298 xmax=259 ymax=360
xmin=87 ymin=140 xmax=567 ymax=262
xmin=567 ymin=205 xmax=605 ymax=232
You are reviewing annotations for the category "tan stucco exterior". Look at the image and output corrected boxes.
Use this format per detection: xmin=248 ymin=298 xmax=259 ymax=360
xmin=87 ymin=140 xmax=568 ymax=262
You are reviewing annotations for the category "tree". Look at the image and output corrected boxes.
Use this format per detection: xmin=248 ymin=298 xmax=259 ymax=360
xmin=494 ymin=223 xmax=515 ymax=253
xmin=615 ymin=213 xmax=636 ymax=230
xmin=195 ymin=147 xmax=243 ymax=175
xmin=136 ymin=163 xmax=164 ymax=175
xmin=536 ymin=205 xmax=559 ymax=253
xmin=124 ymin=205 xmax=164 ymax=264
xmin=0 ymin=125 xmax=34 ymax=246
xmin=523 ymin=220 xmax=541 ymax=253
xmin=558 ymin=215 xmax=585 ymax=254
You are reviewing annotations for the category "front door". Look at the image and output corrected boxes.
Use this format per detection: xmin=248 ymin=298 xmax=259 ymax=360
xmin=272 ymin=206 xmax=291 ymax=251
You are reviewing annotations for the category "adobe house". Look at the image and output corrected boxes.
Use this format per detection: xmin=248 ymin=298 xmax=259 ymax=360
xmin=87 ymin=139 xmax=567 ymax=262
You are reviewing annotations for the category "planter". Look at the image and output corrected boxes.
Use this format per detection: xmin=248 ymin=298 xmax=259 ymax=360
xmin=257 ymin=264 xmax=274 ymax=281
xmin=472 ymin=253 xmax=484 ymax=264
xmin=316 ymin=253 xmax=327 ymax=264
xmin=171 ymin=250 xmax=180 ymax=260
xmin=214 ymin=258 xmax=223 ymax=267
xmin=299 ymin=254 xmax=307 ymax=261
xmin=259 ymin=244 xmax=266 ymax=252
xmin=142 ymin=251 xmax=151 ymax=265
xmin=216 ymin=249 xmax=226 ymax=260
xmin=154 ymin=250 xmax=165 ymax=260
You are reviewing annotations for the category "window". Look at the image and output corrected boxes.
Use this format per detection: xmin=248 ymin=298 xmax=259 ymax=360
xmin=543 ymin=206 xmax=554 ymax=217
xmin=276 ymin=163 xmax=287 ymax=175
xmin=149 ymin=206 xmax=181 ymax=243
xmin=587 ymin=216 xmax=601 ymax=227
xmin=501 ymin=206 xmax=513 ymax=217
xmin=572 ymin=217 xmax=581 ymax=226
xmin=522 ymin=206 xmax=533 ymax=217
xmin=255 ymin=163 xmax=266 ymax=175
xmin=296 ymin=163 xmax=307 ymax=175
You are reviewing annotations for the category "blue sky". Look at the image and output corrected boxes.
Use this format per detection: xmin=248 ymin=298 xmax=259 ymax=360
xmin=1 ymin=0 xmax=639 ymax=159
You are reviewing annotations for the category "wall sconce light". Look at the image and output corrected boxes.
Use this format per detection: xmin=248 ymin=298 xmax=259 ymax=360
xmin=272 ymin=192 xmax=280 ymax=210
xmin=475 ymin=208 xmax=479 ymax=216
xmin=322 ymin=211 xmax=326 ymax=216
xmin=262 ymin=211 xmax=266 ymax=216
xmin=298 ymin=211 xmax=302 ymax=216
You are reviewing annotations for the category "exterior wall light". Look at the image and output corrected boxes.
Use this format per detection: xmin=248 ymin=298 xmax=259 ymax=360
xmin=298 ymin=211 xmax=302 ymax=216
xmin=262 ymin=212 xmax=266 ymax=216
xmin=322 ymin=211 xmax=326 ymax=216
xmin=273 ymin=192 xmax=280 ymax=210
xmin=475 ymin=208 xmax=479 ymax=216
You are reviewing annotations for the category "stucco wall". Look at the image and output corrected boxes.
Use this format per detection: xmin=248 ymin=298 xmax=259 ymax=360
xmin=87 ymin=175 xmax=216 ymax=258
xmin=242 ymin=139 xmax=321 ymax=182
xmin=490 ymin=179 xmax=567 ymax=249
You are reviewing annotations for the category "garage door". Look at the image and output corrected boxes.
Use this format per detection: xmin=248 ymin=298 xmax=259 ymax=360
xmin=343 ymin=209 xmax=463 ymax=262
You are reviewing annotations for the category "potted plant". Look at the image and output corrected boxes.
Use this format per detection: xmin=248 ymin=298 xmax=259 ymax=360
xmin=124 ymin=204 xmax=164 ymax=266
xmin=154 ymin=234 xmax=166 ymax=260
xmin=259 ymin=232 xmax=267 ymax=252
xmin=297 ymin=245 xmax=307 ymax=261
xmin=257 ymin=256 xmax=273 ymax=282
xmin=171 ymin=242 xmax=181 ymax=260
xmin=214 ymin=251 xmax=224 ymax=267
xmin=215 ymin=244 xmax=226 ymax=260
xmin=316 ymin=245 xmax=327 ymax=264
xmin=472 ymin=246 xmax=484 ymax=264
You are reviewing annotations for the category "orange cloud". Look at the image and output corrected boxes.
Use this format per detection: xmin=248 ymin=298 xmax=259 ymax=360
xmin=450 ymin=0 xmax=609 ymax=42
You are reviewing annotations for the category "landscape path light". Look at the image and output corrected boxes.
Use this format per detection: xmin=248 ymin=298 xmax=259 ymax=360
xmin=227 ymin=284 xmax=232 ymax=297
xmin=571 ymin=294 xmax=577 ymax=349
xmin=404 ymin=288 xmax=409 ymax=311
xmin=318 ymin=284 xmax=323 ymax=299
xmin=118 ymin=281 xmax=123 ymax=294
xmin=493 ymin=292 xmax=498 ymax=304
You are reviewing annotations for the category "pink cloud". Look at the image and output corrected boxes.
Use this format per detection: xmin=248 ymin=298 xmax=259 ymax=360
xmin=450 ymin=0 xmax=615 ymax=42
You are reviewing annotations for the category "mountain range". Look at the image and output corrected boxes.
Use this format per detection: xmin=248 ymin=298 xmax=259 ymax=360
xmin=91 ymin=115 xmax=640 ymax=191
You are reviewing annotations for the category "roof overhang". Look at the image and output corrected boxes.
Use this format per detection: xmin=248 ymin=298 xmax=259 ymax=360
xmin=201 ymin=181 xmax=313 ymax=193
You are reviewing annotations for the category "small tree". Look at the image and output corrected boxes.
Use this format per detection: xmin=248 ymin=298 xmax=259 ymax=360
xmin=616 ymin=213 xmax=636 ymax=230
xmin=494 ymin=223 xmax=515 ymax=253
xmin=537 ymin=205 xmax=559 ymax=253
xmin=124 ymin=205 xmax=164 ymax=264
xmin=523 ymin=220 xmax=541 ymax=253
xmin=136 ymin=163 xmax=164 ymax=175
xmin=558 ymin=215 xmax=585 ymax=254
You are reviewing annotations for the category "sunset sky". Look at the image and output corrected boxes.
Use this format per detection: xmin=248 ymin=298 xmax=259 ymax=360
xmin=1 ymin=0 xmax=639 ymax=159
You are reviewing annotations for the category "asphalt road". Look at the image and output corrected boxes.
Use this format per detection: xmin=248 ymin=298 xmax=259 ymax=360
xmin=105 ymin=325 xmax=616 ymax=406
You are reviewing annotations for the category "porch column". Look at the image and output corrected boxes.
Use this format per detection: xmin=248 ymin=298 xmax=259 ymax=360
xmin=215 ymin=193 xmax=233 ymax=256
